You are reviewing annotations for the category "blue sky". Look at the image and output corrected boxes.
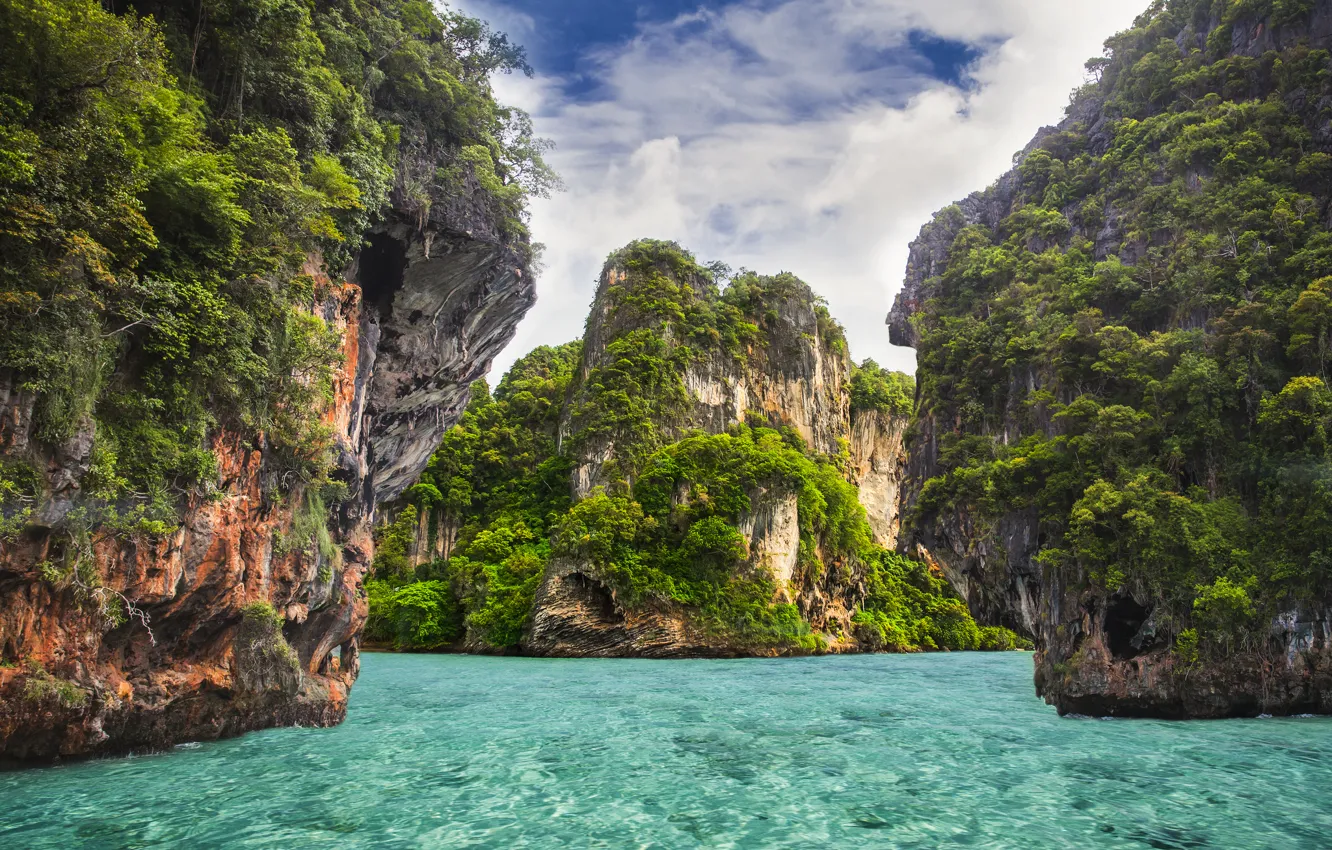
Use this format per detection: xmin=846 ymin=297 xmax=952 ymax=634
xmin=457 ymin=0 xmax=1146 ymax=378
xmin=484 ymin=0 xmax=710 ymax=94
xmin=478 ymin=0 xmax=984 ymax=96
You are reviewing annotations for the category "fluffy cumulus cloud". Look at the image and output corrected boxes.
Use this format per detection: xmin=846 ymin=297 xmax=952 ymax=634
xmin=467 ymin=0 xmax=1147 ymax=378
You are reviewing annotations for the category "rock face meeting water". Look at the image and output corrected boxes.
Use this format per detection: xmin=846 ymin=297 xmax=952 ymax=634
xmin=0 ymin=0 xmax=539 ymax=760
xmin=0 ymin=209 xmax=532 ymax=762
xmin=891 ymin=0 xmax=1332 ymax=718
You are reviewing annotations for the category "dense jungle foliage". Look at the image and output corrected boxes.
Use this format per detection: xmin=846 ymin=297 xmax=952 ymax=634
xmin=909 ymin=0 xmax=1332 ymax=660
xmin=0 ymin=0 xmax=552 ymax=537
xmin=368 ymin=240 xmax=1024 ymax=654
xmin=850 ymin=359 xmax=916 ymax=418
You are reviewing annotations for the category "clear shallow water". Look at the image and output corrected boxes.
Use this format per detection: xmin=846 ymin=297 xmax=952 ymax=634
xmin=2 ymin=654 xmax=1331 ymax=849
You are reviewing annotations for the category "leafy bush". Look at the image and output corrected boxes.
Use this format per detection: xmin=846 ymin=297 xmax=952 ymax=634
xmin=384 ymin=581 xmax=462 ymax=651
xmin=372 ymin=506 xmax=420 ymax=580
xmin=851 ymin=551 xmax=1027 ymax=652
xmin=235 ymin=602 xmax=301 ymax=691
xmin=21 ymin=662 xmax=89 ymax=709
xmin=850 ymin=360 xmax=915 ymax=417
xmin=465 ymin=548 xmax=545 ymax=648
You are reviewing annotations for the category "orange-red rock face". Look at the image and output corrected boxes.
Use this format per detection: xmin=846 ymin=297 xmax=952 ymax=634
xmin=0 ymin=285 xmax=368 ymax=761
xmin=0 ymin=227 xmax=534 ymax=761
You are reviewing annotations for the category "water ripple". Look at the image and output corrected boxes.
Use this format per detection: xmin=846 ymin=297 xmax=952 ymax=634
xmin=2 ymin=653 xmax=1331 ymax=848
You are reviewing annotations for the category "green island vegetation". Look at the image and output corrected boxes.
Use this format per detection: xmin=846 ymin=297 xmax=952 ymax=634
xmin=367 ymin=240 xmax=1028 ymax=654
xmin=20 ymin=659 xmax=89 ymax=709
xmin=908 ymin=0 xmax=1332 ymax=663
xmin=0 ymin=0 xmax=552 ymax=612
xmin=234 ymin=601 xmax=302 ymax=690
xmin=850 ymin=359 xmax=916 ymax=418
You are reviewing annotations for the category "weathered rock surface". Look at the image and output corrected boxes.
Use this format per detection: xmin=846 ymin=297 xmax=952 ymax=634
xmin=0 ymin=209 xmax=533 ymax=760
xmin=526 ymin=254 xmax=892 ymax=656
xmin=354 ymin=225 xmax=532 ymax=504
xmin=1034 ymin=595 xmax=1332 ymax=719
xmin=849 ymin=410 xmax=907 ymax=549
xmin=889 ymin=3 xmax=1332 ymax=717
xmin=562 ymin=264 xmax=850 ymax=500
xmin=739 ymin=490 xmax=802 ymax=591
xmin=526 ymin=561 xmax=730 ymax=658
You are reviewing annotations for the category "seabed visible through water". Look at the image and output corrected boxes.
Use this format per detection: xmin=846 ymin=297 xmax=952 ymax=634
xmin=2 ymin=652 xmax=1330 ymax=848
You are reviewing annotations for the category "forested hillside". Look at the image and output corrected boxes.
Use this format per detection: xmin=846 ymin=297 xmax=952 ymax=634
xmin=0 ymin=0 xmax=548 ymax=759
xmin=891 ymin=0 xmax=1332 ymax=716
xmin=367 ymin=240 xmax=1027 ymax=657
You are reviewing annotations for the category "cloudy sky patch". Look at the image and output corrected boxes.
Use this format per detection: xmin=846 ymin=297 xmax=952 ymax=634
xmin=455 ymin=0 xmax=1146 ymax=378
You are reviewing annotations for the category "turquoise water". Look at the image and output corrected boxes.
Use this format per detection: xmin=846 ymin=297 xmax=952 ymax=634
xmin=2 ymin=654 xmax=1331 ymax=849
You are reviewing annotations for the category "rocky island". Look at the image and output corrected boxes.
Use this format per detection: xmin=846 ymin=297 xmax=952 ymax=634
xmin=365 ymin=240 xmax=1019 ymax=659
xmin=891 ymin=0 xmax=1332 ymax=717
xmin=0 ymin=0 xmax=543 ymax=759
xmin=6 ymin=0 xmax=1332 ymax=769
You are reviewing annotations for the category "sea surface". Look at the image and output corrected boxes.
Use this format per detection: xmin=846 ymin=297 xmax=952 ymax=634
xmin=2 ymin=652 xmax=1330 ymax=849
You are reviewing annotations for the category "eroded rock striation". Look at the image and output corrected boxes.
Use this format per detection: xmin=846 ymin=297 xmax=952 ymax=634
xmin=891 ymin=0 xmax=1332 ymax=717
xmin=0 ymin=212 xmax=532 ymax=761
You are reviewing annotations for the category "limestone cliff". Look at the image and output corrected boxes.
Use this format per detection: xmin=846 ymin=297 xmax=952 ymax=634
xmin=561 ymin=258 xmax=850 ymax=499
xmin=0 ymin=0 xmax=551 ymax=760
xmin=849 ymin=409 xmax=907 ymax=549
xmin=522 ymin=242 xmax=904 ymax=656
xmin=379 ymin=239 xmax=1020 ymax=659
xmin=0 ymin=211 xmax=533 ymax=760
xmin=890 ymin=0 xmax=1332 ymax=717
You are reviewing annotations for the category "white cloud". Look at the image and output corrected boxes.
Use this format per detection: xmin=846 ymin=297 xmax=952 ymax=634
xmin=477 ymin=0 xmax=1146 ymax=379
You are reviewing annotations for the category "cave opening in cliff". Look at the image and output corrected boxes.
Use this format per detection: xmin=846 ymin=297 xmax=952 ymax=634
xmin=358 ymin=232 xmax=408 ymax=316
xmin=1105 ymin=595 xmax=1151 ymax=660
xmin=566 ymin=573 xmax=623 ymax=624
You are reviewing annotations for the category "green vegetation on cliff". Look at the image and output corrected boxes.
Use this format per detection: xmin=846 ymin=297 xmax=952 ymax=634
xmin=365 ymin=342 xmax=579 ymax=649
xmin=370 ymin=240 xmax=1024 ymax=655
xmin=551 ymin=423 xmax=867 ymax=652
xmin=0 ymin=0 xmax=552 ymax=531
xmin=908 ymin=0 xmax=1332 ymax=659
xmin=568 ymin=240 xmax=851 ymax=489
xmin=850 ymin=360 xmax=915 ymax=418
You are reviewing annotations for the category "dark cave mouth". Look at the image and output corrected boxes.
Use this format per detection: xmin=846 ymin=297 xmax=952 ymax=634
xmin=565 ymin=573 xmax=623 ymax=624
xmin=1105 ymin=595 xmax=1151 ymax=660
xmin=358 ymin=232 xmax=408 ymax=316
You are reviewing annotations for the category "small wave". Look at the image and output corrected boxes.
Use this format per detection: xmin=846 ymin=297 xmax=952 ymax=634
xmin=1258 ymin=714 xmax=1273 ymax=719
xmin=175 ymin=742 xmax=202 ymax=750
xmin=1062 ymin=713 xmax=1116 ymax=721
